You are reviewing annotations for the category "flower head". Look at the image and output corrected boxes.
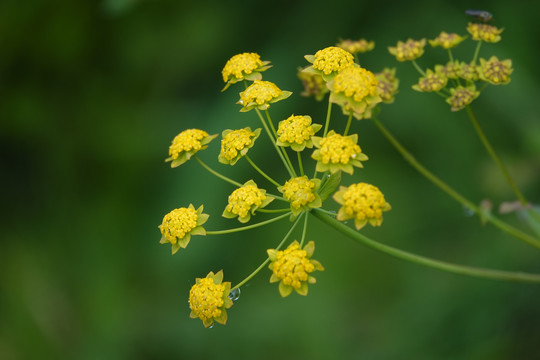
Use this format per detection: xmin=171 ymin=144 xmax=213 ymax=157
xmin=458 ymin=62 xmax=480 ymax=82
xmin=303 ymin=46 xmax=355 ymax=80
xmin=435 ymin=61 xmax=460 ymax=79
xmin=375 ymin=68 xmax=399 ymax=104
xmin=238 ymin=80 xmax=292 ymax=112
xmin=479 ymin=56 xmax=513 ymax=85
xmin=159 ymin=204 xmax=209 ymax=254
xmin=278 ymin=176 xmax=322 ymax=216
xmin=337 ymin=38 xmax=375 ymax=54
xmin=223 ymin=180 xmax=273 ymax=223
xmin=166 ymin=129 xmax=217 ymax=167
xmin=466 ymin=23 xmax=503 ymax=43
xmin=218 ymin=127 xmax=261 ymax=165
xmin=267 ymin=241 xmax=324 ymax=297
xmin=311 ymin=131 xmax=368 ymax=174
xmin=297 ymin=67 xmax=329 ymax=101
xmin=189 ymin=270 xmax=233 ymax=328
xmin=429 ymin=32 xmax=467 ymax=49
xmin=276 ymin=115 xmax=322 ymax=151
xmin=328 ymin=65 xmax=382 ymax=119
xmin=222 ymin=52 xmax=271 ymax=91
xmin=412 ymin=69 xmax=448 ymax=92
xmin=445 ymin=85 xmax=480 ymax=112
xmin=333 ymin=183 xmax=391 ymax=230
xmin=388 ymin=38 xmax=426 ymax=62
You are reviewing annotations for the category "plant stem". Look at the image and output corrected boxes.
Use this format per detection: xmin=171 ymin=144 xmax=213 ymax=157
xmin=372 ymin=117 xmax=540 ymax=249
xmin=231 ymin=213 xmax=303 ymax=290
xmin=297 ymin=151 xmax=304 ymax=176
xmin=412 ymin=60 xmax=426 ymax=76
xmin=300 ymin=210 xmax=309 ymax=247
xmin=245 ymin=155 xmax=281 ymax=187
xmin=344 ymin=113 xmax=353 ymax=136
xmin=206 ymin=212 xmax=291 ymax=235
xmin=323 ymin=96 xmax=333 ymax=137
xmin=266 ymin=110 xmax=297 ymax=177
xmin=312 ymin=209 xmax=540 ymax=283
xmin=472 ymin=40 xmax=482 ymax=64
xmin=194 ymin=155 xmax=242 ymax=187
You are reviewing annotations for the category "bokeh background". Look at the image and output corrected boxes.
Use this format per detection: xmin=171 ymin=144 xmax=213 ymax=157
xmin=2 ymin=0 xmax=540 ymax=359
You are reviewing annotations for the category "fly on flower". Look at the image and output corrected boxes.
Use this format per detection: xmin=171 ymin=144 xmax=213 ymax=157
xmin=465 ymin=9 xmax=493 ymax=23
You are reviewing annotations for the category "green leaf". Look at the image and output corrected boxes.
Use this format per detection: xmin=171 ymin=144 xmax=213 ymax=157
xmin=318 ymin=171 xmax=341 ymax=202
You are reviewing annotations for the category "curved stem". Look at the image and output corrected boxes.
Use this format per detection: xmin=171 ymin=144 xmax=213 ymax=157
xmin=194 ymin=155 xmax=242 ymax=187
xmin=300 ymin=210 xmax=309 ymax=247
xmin=206 ymin=212 xmax=291 ymax=235
xmin=245 ymin=155 xmax=281 ymax=187
xmin=312 ymin=209 xmax=540 ymax=283
xmin=447 ymin=48 xmax=454 ymax=63
xmin=297 ymin=151 xmax=304 ymax=176
xmin=343 ymin=113 xmax=353 ymax=136
xmin=323 ymin=96 xmax=333 ymax=137
xmin=266 ymin=110 xmax=297 ymax=177
xmin=372 ymin=117 xmax=540 ymax=249
xmin=232 ymin=213 xmax=303 ymax=290
xmin=412 ymin=60 xmax=426 ymax=76
xmin=472 ymin=40 xmax=482 ymax=64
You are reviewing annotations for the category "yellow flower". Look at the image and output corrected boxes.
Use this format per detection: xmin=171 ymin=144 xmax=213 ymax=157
xmin=166 ymin=129 xmax=217 ymax=168
xmin=445 ymin=85 xmax=480 ymax=112
xmin=223 ymin=180 xmax=274 ymax=223
xmin=479 ymin=56 xmax=513 ymax=85
xmin=458 ymin=62 xmax=480 ymax=82
xmin=333 ymin=183 xmax=391 ymax=230
xmin=222 ymin=52 xmax=272 ymax=91
xmin=375 ymin=68 xmax=399 ymax=104
xmin=278 ymin=176 xmax=322 ymax=216
xmin=267 ymin=241 xmax=324 ymax=297
xmin=429 ymin=32 xmax=467 ymax=49
xmin=388 ymin=38 xmax=426 ymax=62
xmin=297 ymin=67 xmax=329 ymax=101
xmin=276 ymin=115 xmax=322 ymax=152
xmin=412 ymin=69 xmax=448 ymax=92
xmin=159 ymin=204 xmax=209 ymax=254
xmin=303 ymin=46 xmax=355 ymax=80
xmin=189 ymin=270 xmax=233 ymax=328
xmin=237 ymin=80 xmax=292 ymax=112
xmin=466 ymin=22 xmax=503 ymax=43
xmin=218 ymin=127 xmax=261 ymax=165
xmin=311 ymin=130 xmax=368 ymax=175
xmin=435 ymin=61 xmax=460 ymax=79
xmin=337 ymin=38 xmax=375 ymax=54
xmin=328 ymin=65 xmax=382 ymax=119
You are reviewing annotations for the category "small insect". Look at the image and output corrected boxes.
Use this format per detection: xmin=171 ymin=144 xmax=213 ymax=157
xmin=465 ymin=9 xmax=493 ymax=22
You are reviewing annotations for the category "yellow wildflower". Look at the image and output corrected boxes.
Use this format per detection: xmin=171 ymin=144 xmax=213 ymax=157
xmin=222 ymin=52 xmax=272 ymax=91
xmin=297 ymin=66 xmax=329 ymax=101
xmin=458 ymin=62 xmax=480 ymax=82
xmin=333 ymin=183 xmax=391 ymax=230
xmin=311 ymin=130 xmax=368 ymax=175
xmin=429 ymin=32 xmax=467 ymax=49
xmin=303 ymin=46 xmax=355 ymax=80
xmin=479 ymin=56 xmax=513 ymax=85
xmin=412 ymin=69 xmax=448 ymax=92
xmin=276 ymin=115 xmax=322 ymax=151
xmin=159 ymin=204 xmax=209 ymax=254
xmin=165 ymin=129 xmax=217 ymax=168
xmin=435 ymin=61 xmax=460 ymax=79
xmin=445 ymin=85 xmax=480 ymax=111
xmin=337 ymin=38 xmax=375 ymax=54
xmin=466 ymin=23 xmax=503 ymax=43
xmin=223 ymin=180 xmax=273 ymax=223
xmin=278 ymin=176 xmax=322 ymax=216
xmin=267 ymin=241 xmax=324 ymax=297
xmin=375 ymin=68 xmax=399 ymax=104
xmin=237 ymin=80 xmax=292 ymax=112
xmin=218 ymin=127 xmax=261 ymax=165
xmin=189 ymin=270 xmax=233 ymax=328
xmin=388 ymin=38 xmax=426 ymax=62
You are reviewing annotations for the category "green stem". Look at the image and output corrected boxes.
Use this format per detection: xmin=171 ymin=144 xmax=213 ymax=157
xmin=245 ymin=155 xmax=281 ymax=187
xmin=300 ymin=210 xmax=309 ymax=247
xmin=266 ymin=110 xmax=297 ymax=177
xmin=194 ymin=155 xmax=242 ymax=187
xmin=297 ymin=151 xmax=304 ymax=176
xmin=258 ymin=208 xmax=290 ymax=213
xmin=412 ymin=60 xmax=426 ymax=76
xmin=448 ymin=49 xmax=454 ymax=63
xmin=465 ymin=106 xmax=528 ymax=207
xmin=344 ymin=113 xmax=353 ymax=136
xmin=323 ymin=96 xmax=333 ymax=137
xmin=312 ymin=209 xmax=540 ymax=283
xmin=472 ymin=40 xmax=482 ymax=64
xmin=232 ymin=213 xmax=303 ymax=290
xmin=372 ymin=117 xmax=540 ymax=249
xmin=206 ymin=212 xmax=291 ymax=235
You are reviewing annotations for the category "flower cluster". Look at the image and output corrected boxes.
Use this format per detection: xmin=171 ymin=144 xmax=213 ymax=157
xmin=189 ymin=270 xmax=233 ymax=328
xmin=166 ymin=129 xmax=217 ymax=167
xmin=219 ymin=127 xmax=261 ymax=165
xmin=159 ymin=204 xmax=209 ymax=254
xmin=388 ymin=38 xmax=426 ymax=62
xmin=312 ymin=131 xmax=368 ymax=174
xmin=223 ymin=180 xmax=273 ymax=223
xmin=276 ymin=115 xmax=322 ymax=151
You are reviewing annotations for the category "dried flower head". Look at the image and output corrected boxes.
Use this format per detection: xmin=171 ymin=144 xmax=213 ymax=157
xmin=311 ymin=131 xmax=368 ymax=174
xmin=267 ymin=241 xmax=324 ymax=297
xmin=375 ymin=68 xmax=399 ymax=104
xmin=276 ymin=115 xmax=322 ymax=152
xmin=333 ymin=183 xmax=391 ymax=230
xmin=166 ymin=129 xmax=217 ymax=168
xmin=445 ymin=85 xmax=480 ymax=111
xmin=303 ymin=46 xmax=355 ymax=80
xmin=238 ymin=80 xmax=292 ymax=112
xmin=479 ymin=56 xmax=513 ymax=85
xmin=223 ymin=180 xmax=273 ymax=223
xmin=412 ymin=69 xmax=448 ymax=92
xmin=278 ymin=176 xmax=322 ymax=216
xmin=429 ymin=32 xmax=467 ymax=49
xmin=388 ymin=38 xmax=427 ymax=62
xmin=159 ymin=204 xmax=209 ymax=254
xmin=189 ymin=270 xmax=233 ymax=328
xmin=337 ymin=38 xmax=375 ymax=54
xmin=218 ymin=127 xmax=262 ymax=165
xmin=466 ymin=23 xmax=503 ymax=43
xmin=222 ymin=52 xmax=271 ymax=91
xmin=297 ymin=67 xmax=329 ymax=101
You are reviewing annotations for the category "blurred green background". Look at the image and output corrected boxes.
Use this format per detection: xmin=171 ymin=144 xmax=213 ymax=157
xmin=2 ymin=0 xmax=540 ymax=359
